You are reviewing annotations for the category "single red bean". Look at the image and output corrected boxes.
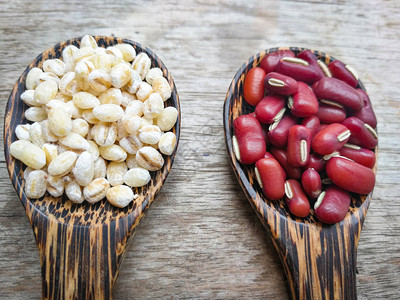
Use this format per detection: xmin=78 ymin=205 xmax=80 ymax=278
xmin=255 ymin=156 xmax=286 ymax=200
xmin=284 ymin=179 xmax=310 ymax=218
xmin=297 ymin=50 xmax=332 ymax=79
xmin=255 ymin=94 xmax=286 ymax=124
xmin=243 ymin=67 xmax=266 ymax=106
xmin=328 ymin=60 xmax=359 ymax=88
xmin=288 ymin=82 xmax=319 ymax=117
xmin=316 ymin=103 xmax=346 ymax=124
xmin=301 ymin=116 xmax=320 ymax=139
xmin=342 ymin=117 xmax=378 ymax=149
xmin=233 ymin=114 xmax=266 ymax=164
xmin=259 ymin=50 xmax=295 ymax=74
xmin=268 ymin=114 xmax=298 ymax=148
xmin=353 ymin=89 xmax=377 ymax=128
xmin=270 ymin=147 xmax=302 ymax=180
xmin=305 ymin=153 xmax=326 ymax=172
xmin=275 ymin=57 xmax=324 ymax=85
xmin=326 ymin=156 xmax=375 ymax=194
xmin=339 ymin=144 xmax=376 ymax=169
xmin=297 ymin=50 xmax=319 ymax=65
xmin=314 ymin=185 xmax=351 ymax=224
xmin=287 ymin=125 xmax=312 ymax=167
xmin=311 ymin=123 xmax=351 ymax=155
xmin=264 ymin=72 xmax=299 ymax=95
xmin=301 ymin=168 xmax=322 ymax=199
xmin=312 ymin=77 xmax=363 ymax=111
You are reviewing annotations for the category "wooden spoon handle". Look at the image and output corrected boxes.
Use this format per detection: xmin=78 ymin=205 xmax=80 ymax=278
xmin=273 ymin=219 xmax=359 ymax=299
xmin=28 ymin=202 xmax=135 ymax=299
xmin=243 ymin=177 xmax=372 ymax=299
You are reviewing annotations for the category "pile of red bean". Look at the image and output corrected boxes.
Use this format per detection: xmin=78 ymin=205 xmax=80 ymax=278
xmin=232 ymin=49 xmax=377 ymax=224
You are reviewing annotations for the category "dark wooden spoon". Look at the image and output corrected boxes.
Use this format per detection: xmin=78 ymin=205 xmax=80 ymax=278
xmin=223 ymin=47 xmax=377 ymax=299
xmin=4 ymin=36 xmax=180 ymax=299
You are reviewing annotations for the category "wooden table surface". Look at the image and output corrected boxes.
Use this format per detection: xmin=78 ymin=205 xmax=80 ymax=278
xmin=1 ymin=0 xmax=399 ymax=299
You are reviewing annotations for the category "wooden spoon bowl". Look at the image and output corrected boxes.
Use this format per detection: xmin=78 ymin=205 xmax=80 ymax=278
xmin=223 ymin=47 xmax=377 ymax=299
xmin=4 ymin=36 xmax=180 ymax=299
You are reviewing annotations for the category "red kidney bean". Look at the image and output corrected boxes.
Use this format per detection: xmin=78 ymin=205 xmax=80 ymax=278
xmin=233 ymin=114 xmax=266 ymax=164
xmin=301 ymin=168 xmax=322 ymax=199
xmin=255 ymin=156 xmax=286 ymax=200
xmin=284 ymin=179 xmax=310 ymax=217
xmin=259 ymin=49 xmax=295 ymax=74
xmin=255 ymin=94 xmax=286 ymax=124
xmin=301 ymin=116 xmax=320 ymax=139
xmin=287 ymin=125 xmax=312 ymax=167
xmin=328 ymin=60 xmax=359 ymax=88
xmin=326 ymin=156 xmax=375 ymax=194
xmin=312 ymin=77 xmax=363 ymax=111
xmin=297 ymin=50 xmax=319 ymax=65
xmin=305 ymin=153 xmax=326 ymax=172
xmin=297 ymin=50 xmax=332 ymax=79
xmin=243 ymin=67 xmax=266 ymax=106
xmin=288 ymin=82 xmax=319 ymax=118
xmin=275 ymin=58 xmax=324 ymax=85
xmin=264 ymin=72 xmax=298 ymax=95
xmin=339 ymin=144 xmax=376 ymax=169
xmin=311 ymin=123 xmax=350 ymax=155
xmin=353 ymin=89 xmax=377 ymax=128
xmin=316 ymin=103 xmax=346 ymax=124
xmin=268 ymin=114 xmax=298 ymax=148
xmin=342 ymin=117 xmax=378 ymax=149
xmin=314 ymin=185 xmax=351 ymax=224
xmin=270 ymin=147 xmax=302 ymax=180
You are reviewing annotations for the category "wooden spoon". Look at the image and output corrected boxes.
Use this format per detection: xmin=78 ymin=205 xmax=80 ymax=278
xmin=223 ymin=47 xmax=377 ymax=299
xmin=4 ymin=36 xmax=180 ymax=299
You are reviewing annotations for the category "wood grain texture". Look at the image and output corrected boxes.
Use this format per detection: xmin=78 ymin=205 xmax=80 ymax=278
xmin=224 ymin=47 xmax=375 ymax=299
xmin=0 ymin=0 xmax=400 ymax=299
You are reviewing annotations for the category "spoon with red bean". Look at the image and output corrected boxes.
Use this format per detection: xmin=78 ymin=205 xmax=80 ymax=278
xmin=224 ymin=47 xmax=377 ymax=299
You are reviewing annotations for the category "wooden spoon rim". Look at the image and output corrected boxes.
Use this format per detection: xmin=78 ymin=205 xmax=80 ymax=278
xmin=4 ymin=36 xmax=181 ymax=227
xmin=223 ymin=46 xmax=377 ymax=230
